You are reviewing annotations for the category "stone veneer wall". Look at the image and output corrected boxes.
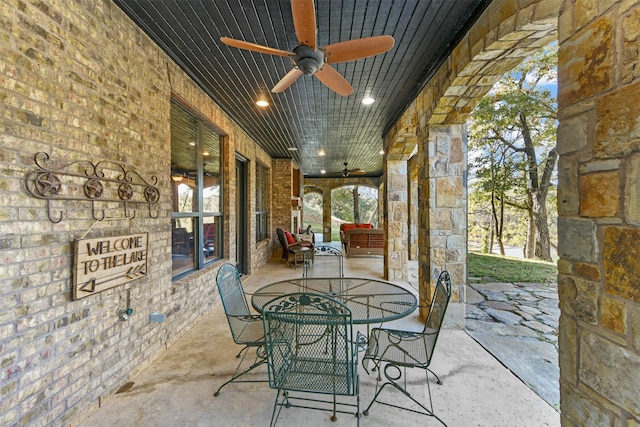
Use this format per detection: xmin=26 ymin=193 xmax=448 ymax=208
xmin=0 ymin=1 xmax=273 ymax=425
xmin=407 ymin=156 xmax=419 ymax=260
xmin=382 ymin=0 xmax=640 ymax=421
xmin=383 ymin=0 xmax=560 ymax=323
xmin=556 ymin=1 xmax=640 ymax=424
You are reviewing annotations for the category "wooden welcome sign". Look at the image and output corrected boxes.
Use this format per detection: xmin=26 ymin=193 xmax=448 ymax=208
xmin=73 ymin=233 xmax=148 ymax=300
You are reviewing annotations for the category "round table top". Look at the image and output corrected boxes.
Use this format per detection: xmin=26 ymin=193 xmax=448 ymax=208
xmin=251 ymin=277 xmax=417 ymax=324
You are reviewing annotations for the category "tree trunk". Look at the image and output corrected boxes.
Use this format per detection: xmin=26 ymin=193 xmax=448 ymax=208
xmin=532 ymin=189 xmax=551 ymax=260
xmin=353 ymin=186 xmax=360 ymax=223
xmin=519 ymin=112 xmax=557 ymax=261
xmin=487 ymin=217 xmax=494 ymax=253
xmin=526 ymin=206 xmax=535 ymax=258
xmin=498 ymin=193 xmax=505 ymax=255
xmin=491 ymin=189 xmax=506 ymax=255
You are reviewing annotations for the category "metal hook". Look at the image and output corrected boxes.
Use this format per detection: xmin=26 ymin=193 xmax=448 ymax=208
xmin=149 ymin=205 xmax=158 ymax=219
xmin=47 ymin=201 xmax=63 ymax=223
xmin=124 ymin=203 xmax=137 ymax=219
xmin=91 ymin=202 xmax=105 ymax=221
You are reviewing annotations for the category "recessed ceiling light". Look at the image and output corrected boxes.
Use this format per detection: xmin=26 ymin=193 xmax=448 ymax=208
xmin=256 ymin=99 xmax=269 ymax=107
xmin=318 ymin=149 xmax=325 ymax=156
xmin=362 ymin=97 xmax=375 ymax=105
xmin=202 ymin=151 xmax=210 ymax=156
xmin=379 ymin=149 xmax=384 ymax=155
xmin=320 ymin=169 xmax=326 ymax=174
xmin=287 ymin=147 xmax=297 ymax=151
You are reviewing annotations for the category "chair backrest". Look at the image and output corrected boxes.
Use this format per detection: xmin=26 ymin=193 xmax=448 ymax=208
xmin=216 ymin=263 xmax=252 ymax=341
xmin=421 ymin=270 xmax=452 ymax=362
xmin=263 ymin=293 xmax=357 ymax=396
xmin=276 ymin=228 xmax=286 ymax=247
xmin=303 ymin=245 xmax=344 ymax=278
xmin=276 ymin=228 xmax=289 ymax=259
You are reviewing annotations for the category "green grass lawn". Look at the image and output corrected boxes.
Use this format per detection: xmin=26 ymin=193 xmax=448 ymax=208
xmin=468 ymin=251 xmax=558 ymax=283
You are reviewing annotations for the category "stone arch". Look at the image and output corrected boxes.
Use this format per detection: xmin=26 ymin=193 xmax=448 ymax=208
xmin=386 ymin=0 xmax=561 ymax=154
xmin=304 ymin=176 xmax=381 ymax=242
xmin=382 ymin=0 xmax=561 ymax=303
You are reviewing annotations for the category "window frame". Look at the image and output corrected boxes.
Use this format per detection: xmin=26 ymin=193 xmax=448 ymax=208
xmin=255 ymin=161 xmax=270 ymax=242
xmin=170 ymin=98 xmax=224 ymax=280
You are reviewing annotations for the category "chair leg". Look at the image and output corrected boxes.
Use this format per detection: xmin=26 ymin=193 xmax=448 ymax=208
xmin=214 ymin=345 xmax=267 ymax=396
xmin=269 ymin=390 xmax=287 ymax=427
xmin=428 ymin=367 xmax=443 ymax=385
xmin=362 ymin=363 xmax=447 ymax=426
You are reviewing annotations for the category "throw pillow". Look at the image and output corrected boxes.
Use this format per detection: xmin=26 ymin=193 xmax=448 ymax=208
xmin=284 ymin=231 xmax=295 ymax=244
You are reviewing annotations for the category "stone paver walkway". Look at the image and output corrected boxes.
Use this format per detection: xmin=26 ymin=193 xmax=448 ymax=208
xmin=465 ymin=281 xmax=560 ymax=410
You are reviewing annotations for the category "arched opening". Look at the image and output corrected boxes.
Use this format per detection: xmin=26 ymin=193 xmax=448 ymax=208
xmin=330 ymin=185 xmax=379 ymax=242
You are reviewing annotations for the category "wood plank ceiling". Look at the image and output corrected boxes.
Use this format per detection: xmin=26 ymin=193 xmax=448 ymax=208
xmin=114 ymin=0 xmax=491 ymax=177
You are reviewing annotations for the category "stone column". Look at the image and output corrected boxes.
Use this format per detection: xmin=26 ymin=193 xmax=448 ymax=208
xmin=383 ymin=159 xmax=409 ymax=281
xmin=408 ymin=156 xmax=419 ymax=260
xmin=321 ymin=181 xmax=332 ymax=243
xmin=557 ymin=1 xmax=640 ymax=423
xmin=419 ymin=124 xmax=467 ymax=326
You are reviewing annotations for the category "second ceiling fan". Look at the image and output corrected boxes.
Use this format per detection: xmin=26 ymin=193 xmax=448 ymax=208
xmin=327 ymin=162 xmax=365 ymax=177
xmin=220 ymin=0 xmax=394 ymax=96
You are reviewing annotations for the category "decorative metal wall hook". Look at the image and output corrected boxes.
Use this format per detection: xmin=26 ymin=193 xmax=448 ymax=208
xmin=149 ymin=205 xmax=159 ymax=219
xmin=124 ymin=203 xmax=137 ymax=220
xmin=47 ymin=201 xmax=64 ymax=224
xmin=91 ymin=202 xmax=105 ymax=221
xmin=25 ymin=152 xmax=160 ymax=223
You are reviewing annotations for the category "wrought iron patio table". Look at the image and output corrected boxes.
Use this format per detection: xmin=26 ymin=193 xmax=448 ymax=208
xmin=251 ymin=277 xmax=417 ymax=325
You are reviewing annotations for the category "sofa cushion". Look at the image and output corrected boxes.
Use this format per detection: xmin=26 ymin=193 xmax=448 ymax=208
xmin=356 ymin=223 xmax=372 ymax=228
xmin=341 ymin=223 xmax=357 ymax=232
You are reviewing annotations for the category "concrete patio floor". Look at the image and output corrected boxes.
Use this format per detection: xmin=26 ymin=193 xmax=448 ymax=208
xmin=78 ymin=251 xmax=560 ymax=427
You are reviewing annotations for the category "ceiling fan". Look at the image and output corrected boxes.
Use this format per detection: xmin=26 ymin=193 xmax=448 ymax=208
xmin=220 ymin=0 xmax=394 ymax=96
xmin=330 ymin=162 xmax=365 ymax=177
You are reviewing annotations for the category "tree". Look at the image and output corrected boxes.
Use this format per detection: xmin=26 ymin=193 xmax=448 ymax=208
xmin=469 ymin=44 xmax=558 ymax=261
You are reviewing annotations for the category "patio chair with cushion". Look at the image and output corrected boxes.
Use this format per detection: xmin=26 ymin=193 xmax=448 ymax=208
xmin=276 ymin=228 xmax=314 ymax=268
xmin=262 ymin=292 xmax=360 ymax=426
xmin=361 ymin=270 xmax=452 ymax=425
xmin=213 ymin=263 xmax=267 ymax=396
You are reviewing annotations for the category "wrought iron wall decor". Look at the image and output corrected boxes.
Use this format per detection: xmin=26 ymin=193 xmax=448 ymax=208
xmin=25 ymin=152 xmax=160 ymax=223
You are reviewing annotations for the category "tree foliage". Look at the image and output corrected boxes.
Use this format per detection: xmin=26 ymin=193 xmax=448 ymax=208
xmin=469 ymin=44 xmax=558 ymax=260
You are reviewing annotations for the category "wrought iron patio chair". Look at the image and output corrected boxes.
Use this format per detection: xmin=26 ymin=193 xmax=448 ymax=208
xmin=213 ymin=263 xmax=267 ymax=396
xmin=361 ymin=270 xmax=452 ymax=425
xmin=263 ymin=292 xmax=360 ymax=426
xmin=303 ymin=244 xmax=344 ymax=278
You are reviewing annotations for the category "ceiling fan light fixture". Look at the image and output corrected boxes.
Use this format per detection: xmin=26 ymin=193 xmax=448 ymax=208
xmin=362 ymin=96 xmax=375 ymax=105
xmin=171 ymin=173 xmax=184 ymax=182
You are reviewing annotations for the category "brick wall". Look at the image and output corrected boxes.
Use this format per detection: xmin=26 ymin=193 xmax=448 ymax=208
xmin=0 ymin=0 xmax=273 ymax=425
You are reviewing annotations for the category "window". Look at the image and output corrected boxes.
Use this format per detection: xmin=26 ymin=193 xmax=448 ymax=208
xmin=170 ymin=99 xmax=223 ymax=279
xmin=256 ymin=162 xmax=270 ymax=242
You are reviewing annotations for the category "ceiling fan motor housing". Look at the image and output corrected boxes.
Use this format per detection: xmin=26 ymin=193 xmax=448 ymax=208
xmin=293 ymin=45 xmax=325 ymax=75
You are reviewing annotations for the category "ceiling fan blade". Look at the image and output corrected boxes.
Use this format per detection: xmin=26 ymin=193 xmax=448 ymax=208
xmin=323 ymin=35 xmax=395 ymax=64
xmin=272 ymin=68 xmax=303 ymax=93
xmin=291 ymin=0 xmax=317 ymax=50
xmin=220 ymin=37 xmax=293 ymax=57
xmin=315 ymin=64 xmax=353 ymax=96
